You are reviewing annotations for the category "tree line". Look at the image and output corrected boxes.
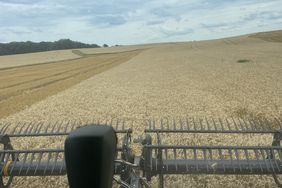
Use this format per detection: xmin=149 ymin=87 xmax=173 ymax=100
xmin=0 ymin=39 xmax=102 ymax=56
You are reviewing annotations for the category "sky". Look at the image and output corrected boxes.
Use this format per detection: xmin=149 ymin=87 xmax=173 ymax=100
xmin=0 ymin=0 xmax=282 ymax=45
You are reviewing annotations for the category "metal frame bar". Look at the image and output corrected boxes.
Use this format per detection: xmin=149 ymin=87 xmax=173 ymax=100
xmin=143 ymin=145 xmax=282 ymax=175
xmin=145 ymin=117 xmax=282 ymax=134
xmin=0 ymin=121 xmax=132 ymax=137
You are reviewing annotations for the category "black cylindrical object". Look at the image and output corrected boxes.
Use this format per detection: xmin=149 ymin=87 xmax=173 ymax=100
xmin=150 ymin=159 xmax=282 ymax=175
xmin=2 ymin=162 xmax=66 ymax=176
xmin=64 ymin=125 xmax=117 ymax=188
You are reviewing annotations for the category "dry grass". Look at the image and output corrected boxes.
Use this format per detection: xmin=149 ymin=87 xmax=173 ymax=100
xmin=0 ymin=31 xmax=282 ymax=187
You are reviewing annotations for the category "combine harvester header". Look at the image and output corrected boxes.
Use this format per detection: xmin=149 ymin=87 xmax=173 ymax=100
xmin=0 ymin=117 xmax=282 ymax=188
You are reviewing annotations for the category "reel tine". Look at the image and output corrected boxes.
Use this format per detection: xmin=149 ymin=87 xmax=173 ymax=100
xmin=179 ymin=119 xmax=183 ymax=130
xmin=160 ymin=119 xmax=164 ymax=130
xmin=34 ymin=152 xmax=43 ymax=175
xmin=51 ymin=152 xmax=59 ymax=174
xmin=55 ymin=121 xmax=64 ymax=134
xmin=19 ymin=152 xmax=28 ymax=175
xmin=186 ymin=117 xmax=190 ymax=131
xmin=234 ymin=148 xmax=241 ymax=172
xmin=258 ymin=149 xmax=268 ymax=172
xmin=44 ymin=152 xmax=52 ymax=175
xmin=199 ymin=118 xmax=204 ymax=131
xmin=264 ymin=148 xmax=274 ymax=173
xmin=166 ymin=118 xmax=169 ymax=130
xmin=244 ymin=149 xmax=252 ymax=173
xmin=10 ymin=152 xmax=19 ymax=174
xmin=192 ymin=117 xmax=196 ymax=131
xmin=11 ymin=122 xmax=21 ymax=135
xmin=26 ymin=152 xmax=35 ymax=175
xmin=231 ymin=117 xmax=239 ymax=131
xmin=193 ymin=148 xmax=198 ymax=172
xmin=152 ymin=119 xmax=155 ymax=130
xmin=203 ymin=148 xmax=208 ymax=172
xmin=275 ymin=118 xmax=282 ymax=130
xmin=27 ymin=122 xmax=35 ymax=134
xmin=254 ymin=149 xmax=263 ymax=172
xmin=57 ymin=121 xmax=65 ymax=134
xmin=2 ymin=123 xmax=11 ymax=135
xmin=63 ymin=120 xmax=70 ymax=134
xmin=36 ymin=122 xmax=45 ymax=134
xmin=245 ymin=118 xmax=254 ymax=131
xmin=32 ymin=122 xmax=40 ymax=135
xmin=0 ymin=152 xmax=7 ymax=175
xmin=271 ymin=148 xmax=281 ymax=172
xmin=183 ymin=148 xmax=187 ymax=172
xmin=218 ymin=118 xmax=224 ymax=131
xmin=50 ymin=122 xmax=57 ymax=134
xmin=227 ymin=148 xmax=234 ymax=173
xmin=211 ymin=117 xmax=217 ymax=131
xmin=164 ymin=148 xmax=168 ymax=171
xmin=218 ymin=148 xmax=225 ymax=172
xmin=116 ymin=119 xmax=119 ymax=131
xmin=0 ymin=123 xmax=11 ymax=135
xmin=225 ymin=118 xmax=232 ymax=131
xmin=173 ymin=118 xmax=176 ymax=131
xmin=110 ymin=118 xmax=113 ymax=128
xmin=247 ymin=117 xmax=258 ymax=131
xmin=43 ymin=122 xmax=51 ymax=134
xmin=70 ymin=121 xmax=76 ymax=133
xmin=148 ymin=119 xmax=152 ymax=131
xmin=60 ymin=153 xmax=65 ymax=174
xmin=205 ymin=117 xmax=211 ymax=131
xmin=173 ymin=148 xmax=177 ymax=171
xmin=122 ymin=119 xmax=125 ymax=131
xmin=239 ymin=117 xmax=247 ymax=131
xmin=265 ymin=118 xmax=274 ymax=130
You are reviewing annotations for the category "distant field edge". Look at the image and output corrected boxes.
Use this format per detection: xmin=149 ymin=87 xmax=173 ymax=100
xmin=0 ymin=48 xmax=148 ymax=71
xmin=249 ymin=29 xmax=282 ymax=43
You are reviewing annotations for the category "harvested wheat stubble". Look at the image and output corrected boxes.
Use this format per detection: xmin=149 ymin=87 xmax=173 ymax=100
xmin=0 ymin=50 xmax=142 ymax=118
xmin=0 ymin=49 xmax=81 ymax=69
xmin=1 ymin=32 xmax=282 ymax=187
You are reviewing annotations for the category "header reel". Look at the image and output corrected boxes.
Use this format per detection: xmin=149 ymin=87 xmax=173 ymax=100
xmin=0 ymin=117 xmax=281 ymax=188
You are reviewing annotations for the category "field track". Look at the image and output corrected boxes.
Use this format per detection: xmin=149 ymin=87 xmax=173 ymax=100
xmin=0 ymin=50 xmax=142 ymax=118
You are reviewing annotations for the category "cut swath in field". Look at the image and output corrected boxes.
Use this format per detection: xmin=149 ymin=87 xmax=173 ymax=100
xmin=0 ymin=50 xmax=142 ymax=118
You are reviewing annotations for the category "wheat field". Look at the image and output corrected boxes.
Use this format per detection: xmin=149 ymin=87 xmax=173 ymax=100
xmin=0 ymin=31 xmax=282 ymax=187
xmin=0 ymin=49 xmax=81 ymax=69
xmin=0 ymin=50 xmax=142 ymax=118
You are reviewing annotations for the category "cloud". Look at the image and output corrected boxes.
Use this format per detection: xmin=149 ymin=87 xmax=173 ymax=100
xmin=201 ymin=23 xmax=230 ymax=29
xmin=197 ymin=0 xmax=282 ymax=37
xmin=243 ymin=10 xmax=282 ymax=23
xmin=161 ymin=28 xmax=194 ymax=37
xmin=0 ymin=0 xmax=282 ymax=45
xmin=88 ymin=15 xmax=127 ymax=27
xmin=153 ymin=17 xmax=194 ymax=38
xmin=0 ymin=1 xmax=49 ymax=12
xmin=146 ymin=20 xmax=164 ymax=26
